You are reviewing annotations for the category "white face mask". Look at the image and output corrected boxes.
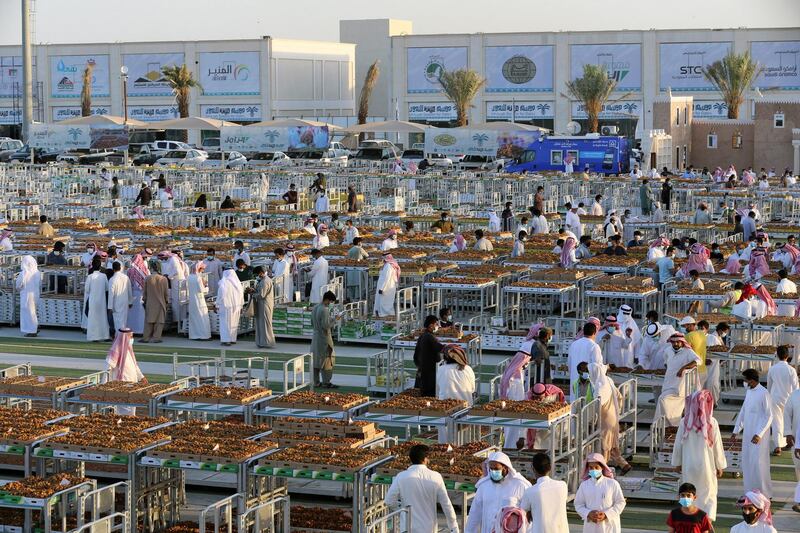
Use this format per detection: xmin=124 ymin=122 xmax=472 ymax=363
xmin=607 ymin=327 xmax=615 ymax=334
xmin=433 ymin=326 xmax=440 ymax=333
xmin=581 ymin=372 xmax=590 ymax=380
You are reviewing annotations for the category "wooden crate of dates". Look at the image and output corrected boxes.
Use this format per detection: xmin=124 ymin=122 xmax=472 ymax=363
xmin=267 ymin=391 xmax=369 ymax=411
xmin=368 ymin=389 xmax=467 ymax=417
xmin=469 ymin=399 xmax=571 ymax=422
xmin=171 ymin=384 xmax=272 ymax=405
xmin=272 ymin=431 xmax=384 ymax=449
xmin=272 ymin=417 xmax=378 ymax=439
xmin=375 ymin=442 xmax=486 ymax=488
xmin=255 ymin=443 xmax=392 ymax=477
xmin=0 ymin=473 xmax=90 ymax=506
xmin=290 ymin=506 xmax=352 ymax=532
xmin=79 ymin=380 xmax=183 ymax=404
xmin=0 ymin=375 xmax=86 ymax=397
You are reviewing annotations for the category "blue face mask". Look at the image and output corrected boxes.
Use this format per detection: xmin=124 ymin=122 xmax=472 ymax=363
xmin=489 ymin=469 xmax=504 ymax=482
xmin=679 ymin=497 xmax=694 ymax=508
xmin=587 ymin=469 xmax=602 ymax=480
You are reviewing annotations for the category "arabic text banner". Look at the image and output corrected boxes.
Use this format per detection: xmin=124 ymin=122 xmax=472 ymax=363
xmin=50 ymin=55 xmax=110 ymax=98
xmin=659 ymin=42 xmax=731 ymax=91
xmin=199 ymin=51 xmax=260 ymax=96
xmin=123 ymin=53 xmax=184 ymax=97
xmin=751 ymin=41 xmax=800 ymax=90
xmin=407 ymin=47 xmax=468 ymax=94
xmin=29 ymin=124 xmax=91 ymax=150
xmin=221 ymin=126 xmax=329 ymax=152
xmin=424 ymin=128 xmax=499 ymax=157
xmin=570 ymin=44 xmax=642 ymax=92
xmin=0 ymin=55 xmax=37 ymax=99
xmin=485 ymin=46 xmax=554 ymax=93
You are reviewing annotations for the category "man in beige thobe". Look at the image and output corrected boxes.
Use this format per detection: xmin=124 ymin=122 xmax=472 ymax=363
xmin=252 ymin=266 xmax=276 ymax=348
xmin=141 ymin=261 xmax=169 ymax=343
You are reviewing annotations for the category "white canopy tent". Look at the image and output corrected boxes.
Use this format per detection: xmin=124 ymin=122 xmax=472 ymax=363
xmin=456 ymin=121 xmax=549 ymax=132
xmin=343 ymin=120 xmax=429 ymax=134
xmin=57 ymin=114 xmax=147 ymax=127
xmin=249 ymin=118 xmax=342 ymax=131
xmin=144 ymin=116 xmax=238 ymax=130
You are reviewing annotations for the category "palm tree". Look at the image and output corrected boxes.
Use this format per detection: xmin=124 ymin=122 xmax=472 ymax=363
xmin=438 ymin=68 xmax=486 ymax=127
xmin=80 ymin=63 xmax=94 ymax=117
xmin=161 ymin=64 xmax=202 ymax=141
xmin=703 ymin=51 xmax=762 ymax=119
xmin=565 ymin=64 xmax=616 ymax=133
xmin=357 ymin=60 xmax=380 ymax=142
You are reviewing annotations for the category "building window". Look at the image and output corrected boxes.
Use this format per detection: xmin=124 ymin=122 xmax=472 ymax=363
xmin=683 ymin=145 xmax=687 ymax=166
xmin=732 ymin=131 xmax=743 ymax=149
xmin=550 ymin=150 xmax=563 ymax=165
xmin=676 ymin=147 xmax=681 ymax=169
xmin=707 ymin=134 xmax=717 ymax=149
xmin=676 ymin=108 xmax=680 ymax=126
xmin=684 ymin=106 xmax=688 ymax=125
xmin=566 ymin=150 xmax=579 ymax=165
xmin=774 ymin=112 xmax=785 ymax=128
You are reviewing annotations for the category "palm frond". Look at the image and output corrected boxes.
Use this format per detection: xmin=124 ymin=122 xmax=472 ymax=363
xmin=358 ymin=60 xmax=380 ymax=125
xmin=703 ymin=51 xmax=762 ymax=119
xmin=439 ymin=69 xmax=486 ymax=126
xmin=80 ymin=64 xmax=94 ymax=117
xmin=565 ymin=64 xmax=616 ymax=133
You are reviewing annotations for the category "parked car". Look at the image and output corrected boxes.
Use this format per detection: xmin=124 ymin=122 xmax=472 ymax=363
xmin=399 ymin=149 xmax=425 ymax=167
xmin=150 ymin=140 xmax=192 ymax=157
xmin=132 ymin=144 xmax=161 ymax=166
xmin=425 ymin=153 xmax=453 ymax=168
xmin=288 ymin=149 xmax=348 ymax=167
xmin=56 ymin=149 xmax=116 ymax=165
xmin=458 ymin=155 xmax=506 ymax=171
xmin=200 ymin=151 xmax=247 ymax=169
xmin=245 ymin=151 xmax=291 ymax=168
xmin=201 ymin=137 xmax=220 ymax=151
xmin=155 ymin=149 xmax=208 ymax=167
xmin=328 ymin=142 xmax=351 ymax=158
xmin=353 ymin=140 xmax=400 ymax=161
xmin=0 ymin=139 xmax=24 ymax=162
xmin=8 ymin=146 xmax=60 ymax=163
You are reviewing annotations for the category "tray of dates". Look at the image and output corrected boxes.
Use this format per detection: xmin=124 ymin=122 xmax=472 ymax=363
xmin=469 ymin=399 xmax=570 ymax=422
xmin=754 ymin=316 xmax=800 ymax=328
xmin=529 ymin=268 xmax=588 ymax=282
xmin=459 ymin=264 xmax=529 ymax=277
xmin=578 ymin=255 xmax=640 ymax=271
xmin=505 ymin=281 xmax=575 ymax=294
xmin=266 ymin=391 xmax=370 ymax=412
xmin=145 ymin=426 xmax=276 ymax=470
xmin=373 ymin=442 xmax=487 ymax=490
xmin=273 ymin=417 xmax=378 ymax=439
xmin=290 ymin=505 xmax=352 ymax=532
xmin=0 ymin=375 xmax=87 ymax=398
xmin=424 ymin=276 xmax=495 ymax=289
xmin=254 ymin=443 xmax=392 ymax=479
xmin=585 ymin=284 xmax=657 ymax=297
xmin=0 ymin=473 xmax=91 ymax=507
xmin=431 ymin=251 xmax=495 ymax=265
xmin=0 ymin=407 xmax=72 ymax=450
xmin=272 ymin=430 xmax=384 ymax=449
xmin=504 ymin=252 xmax=559 ymax=266
xmin=170 ymin=384 xmax=272 ymax=406
xmin=728 ymin=344 xmax=784 ymax=356
xmin=78 ymin=380 xmax=183 ymax=404
xmin=367 ymin=389 xmax=467 ymax=417
xmin=683 ymin=313 xmax=740 ymax=325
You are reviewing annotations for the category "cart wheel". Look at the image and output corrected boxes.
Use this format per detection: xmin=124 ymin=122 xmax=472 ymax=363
xmin=733 ymin=472 xmax=741 ymax=479
xmin=721 ymin=399 xmax=730 ymax=404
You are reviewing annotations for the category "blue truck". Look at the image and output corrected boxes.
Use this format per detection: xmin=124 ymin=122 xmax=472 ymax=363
xmin=503 ymin=134 xmax=631 ymax=175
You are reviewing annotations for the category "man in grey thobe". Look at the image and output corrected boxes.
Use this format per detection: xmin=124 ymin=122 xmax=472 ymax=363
xmin=252 ymin=266 xmax=275 ymax=348
xmin=141 ymin=260 xmax=169 ymax=343
xmin=311 ymin=290 xmax=338 ymax=388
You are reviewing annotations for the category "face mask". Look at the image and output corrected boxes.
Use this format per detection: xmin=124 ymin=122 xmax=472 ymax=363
xmin=446 ymin=315 xmax=452 ymax=321
xmin=581 ymin=372 xmax=590 ymax=380
xmin=489 ymin=469 xmax=504 ymax=482
xmin=587 ymin=469 xmax=602 ymax=480
xmin=679 ymin=497 xmax=694 ymax=507
xmin=87 ymin=249 xmax=94 ymax=253
xmin=742 ymin=512 xmax=758 ymax=524
xmin=433 ymin=326 xmax=439 ymax=333
xmin=207 ymin=256 xmax=214 ymax=261
xmin=607 ymin=327 xmax=615 ymax=334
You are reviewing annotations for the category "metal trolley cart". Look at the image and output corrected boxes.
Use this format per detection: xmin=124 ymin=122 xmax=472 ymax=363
xmin=0 ymin=476 xmax=97 ymax=533
xmin=356 ymin=402 xmax=471 ymax=443
xmin=502 ymin=282 xmax=580 ymax=325
xmin=66 ymin=377 xmax=196 ymax=418
xmin=0 ymin=364 xmax=106 ymax=411
xmin=423 ymin=278 xmax=498 ymax=328
xmin=584 ymin=285 xmax=659 ymax=322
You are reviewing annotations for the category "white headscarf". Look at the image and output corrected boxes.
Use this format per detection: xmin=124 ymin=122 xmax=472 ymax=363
xmin=16 ymin=255 xmax=39 ymax=290
xmin=475 ymin=451 xmax=528 ymax=488
xmin=588 ymin=363 xmax=614 ymax=404
xmin=217 ymin=269 xmax=244 ymax=310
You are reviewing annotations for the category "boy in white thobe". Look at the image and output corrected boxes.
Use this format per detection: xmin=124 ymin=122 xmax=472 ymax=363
xmin=574 ymin=453 xmax=626 ymax=533
xmin=16 ymin=256 xmax=40 ymax=337
xmin=107 ymin=263 xmax=133 ymax=332
xmin=767 ymin=346 xmax=799 ymax=452
xmin=270 ymin=249 xmax=293 ymax=303
xmin=654 ymin=333 xmax=700 ymax=426
xmin=307 ymin=250 xmax=329 ymax=304
xmin=374 ymin=252 xmax=400 ymax=318
xmin=565 ymin=204 xmax=583 ymax=237
xmin=385 ymin=444 xmax=459 ymax=533
xmin=473 ymin=230 xmax=493 ymax=252
xmin=567 ymin=323 xmax=604 ymax=401
xmin=734 ymin=369 xmax=774 ymax=497
xmin=520 ymin=453 xmax=569 ymax=533
xmin=202 ymin=250 xmax=224 ymax=296
xmin=465 ymin=452 xmax=531 ymax=533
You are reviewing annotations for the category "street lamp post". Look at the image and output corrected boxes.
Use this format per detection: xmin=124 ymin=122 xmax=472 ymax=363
xmin=120 ymin=66 xmax=129 ymax=166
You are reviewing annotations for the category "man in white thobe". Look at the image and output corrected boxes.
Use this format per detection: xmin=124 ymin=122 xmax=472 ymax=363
xmin=616 ymin=305 xmax=640 ymax=364
xmin=271 ymin=248 xmax=293 ymax=303
xmin=473 ymin=230 xmax=494 ymax=252
xmin=591 ymin=195 xmax=604 ymax=216
xmin=767 ymin=346 xmax=799 ymax=453
xmin=654 ymin=333 xmax=701 ymax=425
xmin=784 ymin=387 xmax=800 ymax=511
xmin=374 ymin=252 xmax=400 ymax=318
xmin=520 ymin=453 xmax=569 ymax=533
xmin=307 ymin=249 xmax=329 ymax=304
xmin=314 ymin=191 xmax=330 ymax=213
xmin=531 ymin=209 xmax=548 ymax=234
xmin=734 ymin=368 xmax=774 ymax=497
xmin=565 ymin=203 xmax=583 ymax=237
xmin=84 ymin=260 xmax=110 ymax=342
xmin=202 ymin=249 xmax=224 ymax=296
xmin=107 ymin=262 xmax=133 ymax=332
xmin=776 ymin=270 xmax=798 ymax=317
xmin=596 ymin=316 xmax=634 ymax=368
xmin=465 ymin=452 xmax=531 ymax=533
xmin=385 ymin=444 xmax=459 ymax=533
xmin=342 ymin=221 xmax=359 ymax=245
xmin=567 ymin=322 xmax=604 ymax=401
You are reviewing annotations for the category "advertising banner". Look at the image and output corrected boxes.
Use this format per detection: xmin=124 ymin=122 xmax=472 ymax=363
xmin=200 ymin=104 xmax=262 ymax=122
xmin=29 ymin=123 xmax=91 ymax=150
xmin=571 ymin=100 xmax=643 ymax=119
xmin=90 ymin=126 xmax=128 ymax=150
xmin=0 ymin=108 xmax=21 ymax=125
xmin=408 ymin=102 xmax=457 ymax=121
xmin=122 ymin=53 xmax=184 ymax=97
xmin=497 ymin=131 xmax=542 ymax=160
xmin=199 ymin=51 xmax=260 ymax=96
xmin=52 ymin=106 xmax=112 ymax=122
xmin=407 ymin=47 xmax=468 ymax=94
xmin=127 ymin=105 xmax=180 ymax=123
xmin=0 ymin=56 xmax=36 ymax=99
xmin=424 ymin=128 xmax=499 ymax=157
xmin=692 ymin=100 xmax=744 ymax=119
xmin=659 ymin=42 xmax=731 ymax=91
xmin=486 ymin=101 xmax=555 ymax=120
xmin=485 ymin=46 xmax=554 ymax=93
xmin=751 ymin=41 xmax=800 ymax=90
xmin=50 ymin=55 xmax=110 ymax=98
xmin=221 ymin=126 xmax=329 ymax=152
xmin=570 ymin=44 xmax=642 ymax=91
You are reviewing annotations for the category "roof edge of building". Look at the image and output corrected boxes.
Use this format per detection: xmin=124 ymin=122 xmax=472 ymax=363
xmin=693 ymin=118 xmax=755 ymax=125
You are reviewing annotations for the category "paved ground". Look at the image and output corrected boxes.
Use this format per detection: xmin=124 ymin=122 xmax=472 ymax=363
xmin=0 ymin=327 xmax=797 ymax=532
